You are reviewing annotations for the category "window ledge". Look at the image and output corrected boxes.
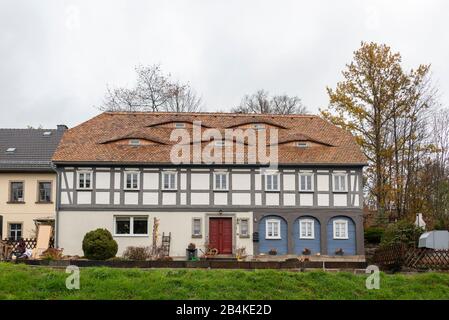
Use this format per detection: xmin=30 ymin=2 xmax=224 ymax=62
xmin=265 ymin=190 xmax=280 ymax=193
xmin=191 ymin=235 xmax=202 ymax=239
xmin=333 ymin=237 xmax=349 ymax=240
xmin=213 ymin=189 xmax=229 ymax=193
xmin=239 ymin=235 xmax=250 ymax=239
xmin=162 ymin=189 xmax=177 ymax=192
xmin=124 ymin=189 xmax=140 ymax=192
xmin=298 ymin=190 xmax=314 ymax=193
xmin=7 ymin=201 xmax=25 ymax=204
xmin=113 ymin=234 xmax=149 ymax=238
xmin=77 ymin=189 xmax=93 ymax=191
xmin=35 ymin=201 xmax=53 ymax=204
xmin=333 ymin=190 xmax=348 ymax=193
xmin=300 ymin=237 xmax=315 ymax=240
xmin=266 ymin=237 xmax=281 ymax=240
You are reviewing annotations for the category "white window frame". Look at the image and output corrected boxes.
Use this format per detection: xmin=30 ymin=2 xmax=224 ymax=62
xmin=333 ymin=219 xmax=349 ymax=239
xmin=265 ymin=219 xmax=281 ymax=239
xmin=128 ymin=139 xmax=141 ymax=146
xmin=114 ymin=216 xmax=149 ymax=237
xmin=125 ymin=171 xmax=140 ymax=190
xmin=192 ymin=217 xmax=202 ymax=237
xmin=333 ymin=173 xmax=348 ymax=192
xmin=239 ymin=218 xmax=250 ymax=237
xmin=214 ymin=172 xmax=228 ymax=191
xmin=77 ymin=170 xmax=93 ymax=190
xmin=162 ymin=171 xmax=177 ymax=190
xmin=265 ymin=173 xmax=280 ymax=192
xmin=299 ymin=173 xmax=314 ymax=192
xmin=8 ymin=223 xmax=22 ymax=240
xmin=299 ymin=219 xmax=315 ymax=239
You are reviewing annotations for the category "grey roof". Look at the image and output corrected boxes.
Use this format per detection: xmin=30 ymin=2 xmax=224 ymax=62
xmin=0 ymin=126 xmax=67 ymax=171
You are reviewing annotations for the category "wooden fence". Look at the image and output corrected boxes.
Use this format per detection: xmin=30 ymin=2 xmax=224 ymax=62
xmin=372 ymin=244 xmax=449 ymax=271
xmin=2 ymin=238 xmax=54 ymax=254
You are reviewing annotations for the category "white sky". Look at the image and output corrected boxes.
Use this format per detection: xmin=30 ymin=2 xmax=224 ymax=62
xmin=0 ymin=0 xmax=448 ymax=128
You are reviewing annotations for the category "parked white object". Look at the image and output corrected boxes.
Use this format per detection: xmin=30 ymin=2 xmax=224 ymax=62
xmin=414 ymin=213 xmax=426 ymax=229
xmin=418 ymin=230 xmax=449 ymax=250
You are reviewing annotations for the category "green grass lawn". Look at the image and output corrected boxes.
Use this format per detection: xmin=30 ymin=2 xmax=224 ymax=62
xmin=1 ymin=262 xmax=449 ymax=300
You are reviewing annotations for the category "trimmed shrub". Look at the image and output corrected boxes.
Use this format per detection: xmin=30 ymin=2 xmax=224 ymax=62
xmin=122 ymin=246 xmax=152 ymax=260
xmin=380 ymin=220 xmax=424 ymax=248
xmin=364 ymin=227 xmax=384 ymax=244
xmin=82 ymin=229 xmax=118 ymax=260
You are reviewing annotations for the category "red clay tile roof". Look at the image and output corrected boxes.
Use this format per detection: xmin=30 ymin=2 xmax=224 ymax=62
xmin=52 ymin=112 xmax=367 ymax=166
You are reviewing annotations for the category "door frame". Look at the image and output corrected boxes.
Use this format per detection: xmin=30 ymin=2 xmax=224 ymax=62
xmin=205 ymin=213 xmax=236 ymax=255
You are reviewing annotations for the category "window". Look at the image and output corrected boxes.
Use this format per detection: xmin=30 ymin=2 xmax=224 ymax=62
xmin=299 ymin=173 xmax=314 ymax=191
xmin=265 ymin=173 xmax=279 ymax=191
xmin=43 ymin=131 xmax=52 ymax=136
xmin=333 ymin=219 xmax=348 ymax=239
xmin=38 ymin=182 xmax=52 ymax=203
xmin=175 ymin=122 xmax=186 ymax=128
xmin=333 ymin=173 xmax=347 ymax=192
xmin=192 ymin=218 xmax=202 ymax=237
xmin=125 ymin=171 xmax=139 ymax=190
xmin=299 ymin=219 xmax=315 ymax=239
xmin=163 ymin=172 xmax=177 ymax=190
xmin=10 ymin=182 xmax=24 ymax=202
xmin=214 ymin=140 xmax=225 ymax=147
xmin=266 ymin=219 xmax=281 ymax=239
xmin=6 ymin=147 xmax=16 ymax=153
xmin=240 ymin=219 xmax=249 ymax=237
xmin=296 ymin=142 xmax=308 ymax=148
xmin=129 ymin=139 xmax=141 ymax=146
xmin=8 ymin=223 xmax=22 ymax=240
xmin=253 ymin=123 xmax=265 ymax=130
xmin=77 ymin=171 xmax=92 ymax=190
xmin=115 ymin=216 xmax=148 ymax=236
xmin=214 ymin=172 xmax=228 ymax=190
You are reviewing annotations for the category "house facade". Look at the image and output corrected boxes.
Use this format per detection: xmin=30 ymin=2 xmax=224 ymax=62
xmin=52 ymin=112 xmax=367 ymax=258
xmin=0 ymin=126 xmax=66 ymax=240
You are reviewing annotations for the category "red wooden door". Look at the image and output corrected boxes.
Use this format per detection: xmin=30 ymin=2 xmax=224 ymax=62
xmin=209 ymin=218 xmax=232 ymax=254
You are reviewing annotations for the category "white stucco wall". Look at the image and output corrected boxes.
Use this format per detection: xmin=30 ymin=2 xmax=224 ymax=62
xmin=58 ymin=211 xmax=254 ymax=258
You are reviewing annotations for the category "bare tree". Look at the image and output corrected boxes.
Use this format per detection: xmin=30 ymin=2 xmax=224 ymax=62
xmin=232 ymin=89 xmax=307 ymax=114
xmin=165 ymin=82 xmax=202 ymax=112
xmin=100 ymin=64 xmax=202 ymax=112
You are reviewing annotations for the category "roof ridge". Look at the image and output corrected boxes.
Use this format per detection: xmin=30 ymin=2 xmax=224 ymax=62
xmin=103 ymin=111 xmax=317 ymax=118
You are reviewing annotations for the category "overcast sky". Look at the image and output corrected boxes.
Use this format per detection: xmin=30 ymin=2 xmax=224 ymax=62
xmin=0 ymin=0 xmax=448 ymax=128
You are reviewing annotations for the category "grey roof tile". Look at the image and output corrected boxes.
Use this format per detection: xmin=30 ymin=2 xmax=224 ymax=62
xmin=0 ymin=126 xmax=66 ymax=171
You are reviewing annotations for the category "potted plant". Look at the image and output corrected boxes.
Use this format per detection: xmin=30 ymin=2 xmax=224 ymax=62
xmin=268 ymin=248 xmax=277 ymax=256
xmin=186 ymin=243 xmax=198 ymax=261
xmin=335 ymin=248 xmax=344 ymax=255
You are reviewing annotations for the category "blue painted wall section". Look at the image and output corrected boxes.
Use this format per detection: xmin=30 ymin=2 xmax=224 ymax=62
xmin=258 ymin=215 xmax=288 ymax=255
xmin=327 ymin=216 xmax=356 ymax=255
xmin=293 ymin=217 xmax=321 ymax=255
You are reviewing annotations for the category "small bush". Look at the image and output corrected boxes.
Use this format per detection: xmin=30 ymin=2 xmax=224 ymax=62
xmin=41 ymin=248 xmax=63 ymax=260
xmin=122 ymin=246 xmax=152 ymax=260
xmin=380 ymin=220 xmax=424 ymax=248
xmin=82 ymin=229 xmax=118 ymax=260
xmin=364 ymin=227 xmax=384 ymax=244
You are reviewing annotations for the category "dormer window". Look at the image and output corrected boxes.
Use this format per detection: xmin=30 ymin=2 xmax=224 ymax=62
xmin=6 ymin=147 xmax=16 ymax=153
xmin=214 ymin=140 xmax=225 ymax=147
xmin=296 ymin=142 xmax=308 ymax=148
xmin=175 ymin=123 xmax=186 ymax=128
xmin=253 ymin=123 xmax=265 ymax=130
xmin=43 ymin=131 xmax=52 ymax=137
xmin=129 ymin=139 xmax=141 ymax=146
